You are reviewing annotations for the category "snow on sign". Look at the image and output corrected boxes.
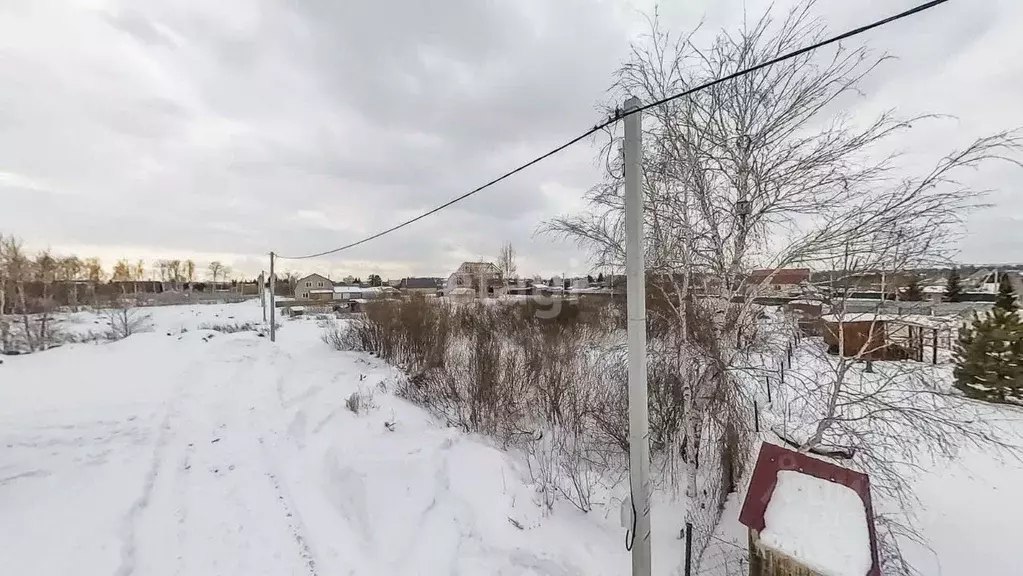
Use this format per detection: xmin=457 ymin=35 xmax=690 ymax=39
xmin=760 ymin=471 xmax=871 ymax=576
xmin=738 ymin=443 xmax=880 ymax=576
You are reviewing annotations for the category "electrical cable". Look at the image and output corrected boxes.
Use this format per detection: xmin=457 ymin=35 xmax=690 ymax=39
xmin=274 ymin=0 xmax=950 ymax=261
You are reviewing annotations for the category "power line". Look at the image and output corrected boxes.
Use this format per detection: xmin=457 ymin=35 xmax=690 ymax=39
xmin=276 ymin=126 xmax=604 ymax=260
xmin=275 ymin=0 xmax=951 ymax=261
xmin=628 ymin=0 xmax=950 ymax=119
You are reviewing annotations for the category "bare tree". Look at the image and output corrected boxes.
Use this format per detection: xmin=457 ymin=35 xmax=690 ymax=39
xmin=167 ymin=259 xmax=182 ymax=291
xmin=1 ymin=237 xmax=34 ymax=351
xmin=112 ymin=258 xmax=132 ymax=294
xmin=105 ymin=298 xmax=152 ymax=340
xmin=284 ymin=271 xmax=300 ymax=296
xmin=544 ymin=2 xmax=1022 ymax=569
xmin=0 ymin=233 xmax=8 ymax=352
xmin=156 ymin=260 xmax=170 ymax=284
xmin=185 ymin=259 xmax=196 ymax=291
xmin=81 ymin=257 xmax=103 ymax=305
xmin=497 ymin=242 xmax=517 ymax=280
xmin=58 ymin=256 xmax=83 ymax=306
xmin=83 ymin=257 xmax=103 ymax=282
xmin=33 ymin=250 xmax=59 ymax=348
xmin=207 ymin=261 xmax=225 ymax=291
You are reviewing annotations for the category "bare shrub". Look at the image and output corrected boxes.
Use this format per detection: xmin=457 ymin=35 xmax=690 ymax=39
xmin=200 ymin=321 xmax=268 ymax=334
xmin=345 ymin=387 xmax=376 ymax=415
xmin=106 ymin=303 xmax=152 ymax=340
xmin=327 ymin=291 xmax=734 ymax=519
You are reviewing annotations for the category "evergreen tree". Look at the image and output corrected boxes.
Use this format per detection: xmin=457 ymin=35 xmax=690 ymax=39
xmin=597 ymin=272 xmax=605 ymax=283
xmin=944 ymin=268 xmax=963 ymax=303
xmin=954 ymin=307 xmax=1023 ymax=404
xmin=587 ymin=274 xmax=594 ymax=284
xmin=995 ymin=274 xmax=1019 ymax=313
xmin=903 ymin=275 xmax=924 ymax=301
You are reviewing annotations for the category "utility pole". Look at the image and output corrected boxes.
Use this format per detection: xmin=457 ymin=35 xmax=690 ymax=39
xmin=269 ymin=253 xmax=276 ymax=342
xmin=259 ymin=271 xmax=267 ymax=323
xmin=623 ymin=95 xmax=651 ymax=576
xmin=733 ymin=134 xmax=752 ymax=289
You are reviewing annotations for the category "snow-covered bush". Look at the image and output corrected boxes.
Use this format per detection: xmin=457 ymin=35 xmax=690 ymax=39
xmin=344 ymin=387 xmax=377 ymax=415
xmin=199 ymin=321 xmax=269 ymax=334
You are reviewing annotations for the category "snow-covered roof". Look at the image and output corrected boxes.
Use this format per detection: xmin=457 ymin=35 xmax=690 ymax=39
xmin=333 ymin=285 xmax=362 ymax=294
xmin=308 ymin=289 xmax=333 ymax=295
xmin=820 ymin=312 xmax=956 ymax=329
xmin=760 ymin=470 xmax=871 ymax=576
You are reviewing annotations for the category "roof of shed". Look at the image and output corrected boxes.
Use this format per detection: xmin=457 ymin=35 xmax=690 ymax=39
xmin=739 ymin=443 xmax=880 ymax=576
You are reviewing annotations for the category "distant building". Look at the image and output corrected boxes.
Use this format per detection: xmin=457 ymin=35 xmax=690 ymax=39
xmin=746 ymin=268 xmax=811 ymax=295
xmin=445 ymin=262 xmax=504 ymax=298
xmin=332 ymin=285 xmax=363 ymax=301
xmin=400 ymin=277 xmax=443 ymax=296
xmin=295 ymin=273 xmax=332 ymax=300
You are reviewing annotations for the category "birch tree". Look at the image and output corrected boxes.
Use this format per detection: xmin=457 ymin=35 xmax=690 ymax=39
xmin=497 ymin=242 xmax=517 ymax=280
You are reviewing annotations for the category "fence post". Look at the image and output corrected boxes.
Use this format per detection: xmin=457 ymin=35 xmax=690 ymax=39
xmin=269 ymin=252 xmax=276 ymax=342
xmin=932 ymin=328 xmax=938 ymax=364
xmin=766 ymin=376 xmax=772 ymax=404
xmin=684 ymin=522 xmax=693 ymax=576
xmin=780 ymin=362 xmax=784 ymax=384
xmin=754 ymin=400 xmax=760 ymax=432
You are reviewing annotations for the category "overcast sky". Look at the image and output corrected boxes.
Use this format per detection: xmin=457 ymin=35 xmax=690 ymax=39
xmin=1 ymin=0 xmax=1020 ymax=280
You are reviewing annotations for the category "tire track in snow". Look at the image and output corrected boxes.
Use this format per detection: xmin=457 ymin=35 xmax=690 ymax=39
xmin=264 ymin=469 xmax=319 ymax=576
xmin=114 ymin=402 xmax=178 ymax=576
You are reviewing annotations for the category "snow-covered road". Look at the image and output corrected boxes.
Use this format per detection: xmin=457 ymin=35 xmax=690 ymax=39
xmin=0 ymin=303 xmax=640 ymax=576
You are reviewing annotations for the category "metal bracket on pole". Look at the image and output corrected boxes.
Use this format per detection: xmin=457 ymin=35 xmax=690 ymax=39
xmin=624 ymin=96 xmax=651 ymax=576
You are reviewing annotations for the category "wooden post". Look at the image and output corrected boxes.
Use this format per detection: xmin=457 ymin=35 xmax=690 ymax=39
xmin=766 ymin=376 xmax=772 ymax=404
xmin=754 ymin=400 xmax=760 ymax=432
xmin=933 ymin=328 xmax=939 ymax=364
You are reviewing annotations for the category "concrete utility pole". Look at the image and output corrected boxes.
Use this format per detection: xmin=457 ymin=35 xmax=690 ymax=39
xmin=259 ymin=271 xmax=267 ymax=323
xmin=269 ymin=253 xmax=276 ymax=342
xmin=733 ymin=134 xmax=752 ymax=288
xmin=623 ymin=96 xmax=651 ymax=576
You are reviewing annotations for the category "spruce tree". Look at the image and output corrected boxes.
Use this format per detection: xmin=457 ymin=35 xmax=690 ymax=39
xmin=954 ymin=308 xmax=1023 ymax=404
xmin=903 ymin=275 xmax=924 ymax=301
xmin=945 ymin=268 xmax=963 ymax=303
xmin=995 ymin=274 xmax=1019 ymax=313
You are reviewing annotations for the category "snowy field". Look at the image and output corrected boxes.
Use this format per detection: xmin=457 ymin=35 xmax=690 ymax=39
xmin=3 ymin=300 xmax=1022 ymax=575
xmin=0 ymin=301 xmax=687 ymax=576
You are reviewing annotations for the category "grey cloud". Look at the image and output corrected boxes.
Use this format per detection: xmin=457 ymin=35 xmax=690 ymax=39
xmin=1 ymin=0 xmax=1021 ymax=279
